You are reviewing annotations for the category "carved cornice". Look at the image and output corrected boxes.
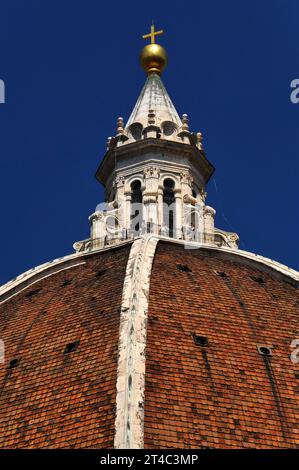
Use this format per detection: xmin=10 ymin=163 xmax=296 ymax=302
xmin=95 ymin=138 xmax=214 ymax=188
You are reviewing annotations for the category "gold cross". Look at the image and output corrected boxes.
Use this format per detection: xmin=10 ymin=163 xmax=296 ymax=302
xmin=142 ymin=23 xmax=164 ymax=44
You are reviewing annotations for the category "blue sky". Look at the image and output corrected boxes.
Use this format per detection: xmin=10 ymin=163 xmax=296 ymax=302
xmin=0 ymin=0 xmax=298 ymax=284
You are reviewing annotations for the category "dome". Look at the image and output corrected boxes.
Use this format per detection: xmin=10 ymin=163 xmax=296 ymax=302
xmin=0 ymin=237 xmax=298 ymax=448
xmin=1 ymin=25 xmax=298 ymax=451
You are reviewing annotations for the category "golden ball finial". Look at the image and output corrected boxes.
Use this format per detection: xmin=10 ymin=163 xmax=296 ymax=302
xmin=140 ymin=24 xmax=167 ymax=75
xmin=140 ymin=44 xmax=167 ymax=75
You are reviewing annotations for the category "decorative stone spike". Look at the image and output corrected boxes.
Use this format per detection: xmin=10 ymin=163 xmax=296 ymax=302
xmin=181 ymin=114 xmax=189 ymax=132
xmin=107 ymin=136 xmax=112 ymax=150
xmin=196 ymin=132 xmax=203 ymax=149
xmin=200 ymin=188 xmax=207 ymax=202
xmin=197 ymin=132 xmax=203 ymax=142
xmin=116 ymin=117 xmax=124 ymax=136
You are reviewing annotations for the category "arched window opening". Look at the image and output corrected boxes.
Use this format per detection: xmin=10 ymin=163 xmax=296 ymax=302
xmin=129 ymin=123 xmax=143 ymax=141
xmin=161 ymin=121 xmax=177 ymax=137
xmin=163 ymin=178 xmax=175 ymax=206
xmin=169 ymin=210 xmax=174 ymax=238
xmin=163 ymin=179 xmax=175 ymax=238
xmin=189 ymin=210 xmax=201 ymax=242
xmin=191 ymin=209 xmax=196 ymax=231
xmin=130 ymin=180 xmax=142 ymax=234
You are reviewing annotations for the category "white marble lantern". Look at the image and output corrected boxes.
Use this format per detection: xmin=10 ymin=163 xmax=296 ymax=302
xmin=74 ymin=69 xmax=238 ymax=252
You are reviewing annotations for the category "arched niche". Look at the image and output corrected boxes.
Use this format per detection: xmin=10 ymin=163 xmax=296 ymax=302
xmin=130 ymin=180 xmax=143 ymax=234
xmin=163 ymin=178 xmax=176 ymax=238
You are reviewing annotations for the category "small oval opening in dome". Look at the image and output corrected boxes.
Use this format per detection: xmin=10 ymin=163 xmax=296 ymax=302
xmin=257 ymin=345 xmax=273 ymax=357
xmin=177 ymin=264 xmax=192 ymax=273
xmin=193 ymin=334 xmax=209 ymax=347
xmin=128 ymin=123 xmax=143 ymax=141
xmin=161 ymin=121 xmax=177 ymax=137
xmin=64 ymin=340 xmax=80 ymax=355
xmin=8 ymin=358 xmax=20 ymax=369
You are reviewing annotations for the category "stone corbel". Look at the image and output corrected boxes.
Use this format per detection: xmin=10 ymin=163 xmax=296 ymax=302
xmin=183 ymin=193 xmax=197 ymax=205
xmin=89 ymin=211 xmax=104 ymax=223
xmin=108 ymin=200 xmax=118 ymax=209
xmin=203 ymin=205 xmax=216 ymax=218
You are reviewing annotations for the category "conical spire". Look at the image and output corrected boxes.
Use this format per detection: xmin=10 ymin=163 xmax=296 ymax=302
xmin=104 ymin=24 xmax=204 ymax=148
xmin=126 ymin=73 xmax=182 ymax=129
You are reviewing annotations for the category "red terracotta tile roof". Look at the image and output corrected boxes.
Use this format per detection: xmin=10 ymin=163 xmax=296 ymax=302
xmin=0 ymin=245 xmax=131 ymax=448
xmin=1 ymin=239 xmax=298 ymax=449
xmin=144 ymin=241 xmax=299 ymax=448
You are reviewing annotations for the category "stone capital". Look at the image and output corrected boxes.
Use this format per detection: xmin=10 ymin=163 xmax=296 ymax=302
xmin=114 ymin=175 xmax=125 ymax=188
xmin=180 ymin=171 xmax=193 ymax=186
xmin=143 ymin=166 xmax=160 ymax=179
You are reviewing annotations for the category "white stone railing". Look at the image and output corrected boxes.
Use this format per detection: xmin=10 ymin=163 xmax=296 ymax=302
xmin=73 ymin=225 xmax=239 ymax=253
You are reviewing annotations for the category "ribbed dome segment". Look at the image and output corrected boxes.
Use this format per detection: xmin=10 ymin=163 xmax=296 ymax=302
xmin=144 ymin=241 xmax=299 ymax=449
xmin=0 ymin=244 xmax=131 ymax=449
xmin=0 ymin=237 xmax=298 ymax=448
xmin=126 ymin=73 xmax=182 ymax=129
